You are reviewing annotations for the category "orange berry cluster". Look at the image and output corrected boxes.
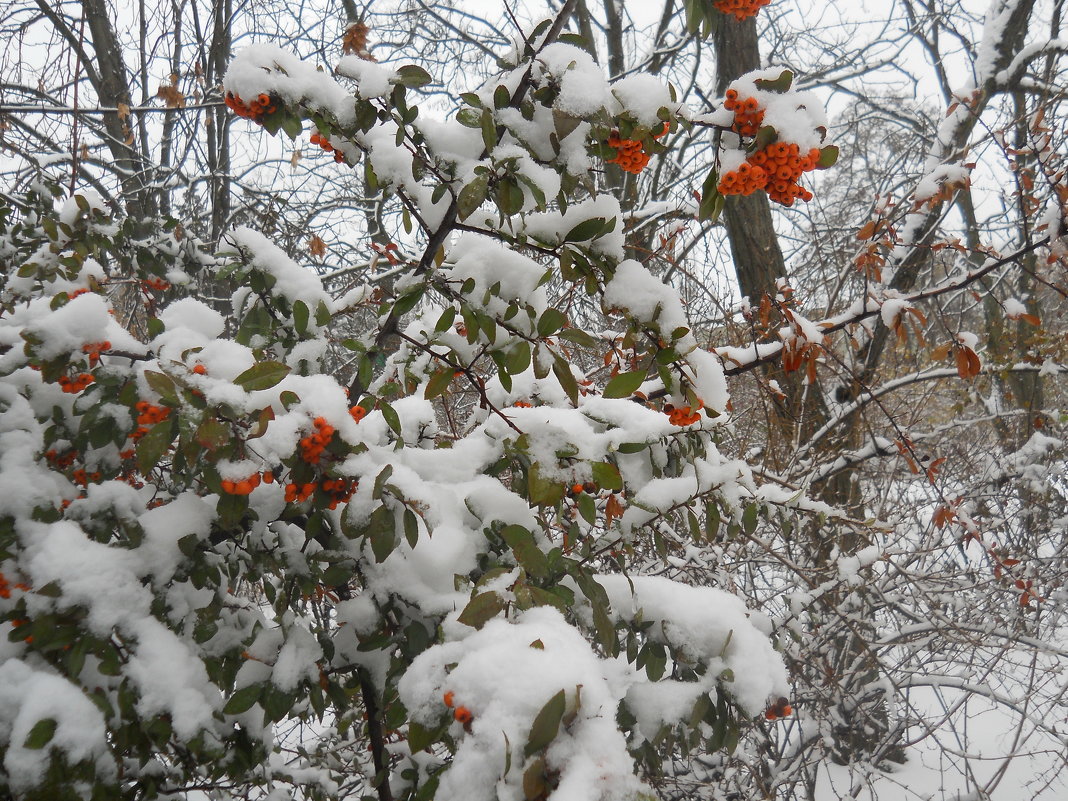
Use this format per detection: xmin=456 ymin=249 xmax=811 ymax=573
xmin=713 ymin=0 xmax=772 ymax=21
xmin=45 ymin=449 xmax=77 ymax=469
xmin=284 ymin=482 xmax=317 ymax=504
xmin=300 ymin=417 xmax=335 ymax=464
xmin=71 ymin=468 xmax=102 ymax=487
xmin=221 ymin=471 xmax=273 ymax=496
xmin=81 ymin=341 xmax=110 ymax=366
xmin=443 ymin=691 xmax=473 ymax=725
xmin=748 ymin=142 xmax=818 ymax=205
xmin=606 ymin=134 xmax=650 ymax=174
xmin=664 ymin=403 xmax=702 ymax=426
xmin=142 ymin=277 xmax=170 ymax=292
xmin=719 ymin=141 xmax=819 ymax=206
xmin=764 ymin=696 xmax=793 ymax=720
xmin=310 ymin=132 xmax=347 ymax=164
xmin=58 ymin=374 xmax=94 ymax=394
xmin=135 ymin=401 xmax=171 ymax=426
xmin=349 ymin=405 xmax=368 ymax=423
xmin=320 ymin=478 xmax=358 ymax=510
xmin=724 ymin=90 xmax=764 ymax=136
xmin=129 ymin=401 xmax=171 ymax=441
xmin=717 ymin=162 xmax=768 ymax=197
xmin=225 ymin=91 xmax=277 ymax=122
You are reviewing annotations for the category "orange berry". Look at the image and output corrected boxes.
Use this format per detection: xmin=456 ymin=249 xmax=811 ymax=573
xmin=192 ymin=364 xmax=207 ymax=375
xmin=443 ymin=691 xmax=455 ymax=708
xmin=453 ymin=706 xmax=473 ymax=724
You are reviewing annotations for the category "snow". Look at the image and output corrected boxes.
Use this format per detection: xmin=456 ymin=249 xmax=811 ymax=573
xmin=611 ymin=74 xmax=678 ymax=127
xmin=335 ymin=56 xmax=397 ymax=98
xmin=0 ymin=659 xmax=113 ymax=790
xmin=398 ymin=607 xmax=650 ymax=801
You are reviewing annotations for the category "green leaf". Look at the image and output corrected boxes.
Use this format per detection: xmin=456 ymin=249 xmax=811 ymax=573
xmin=577 ymin=491 xmax=597 ymax=524
xmin=552 ymin=109 xmax=582 ymax=140
xmin=755 ymin=125 xmax=779 ymax=150
xmin=505 ymin=341 xmax=531 ymax=374
xmin=603 ymin=370 xmax=646 ymax=399
xmin=137 ymin=419 xmax=175 ymax=474
xmin=143 ymin=370 xmax=178 ymax=404
xmin=293 ymin=299 xmax=310 ymax=335
xmin=195 ymin=418 xmax=229 ymax=452
xmin=705 ymin=501 xmax=720 ymax=541
xmin=754 ymin=69 xmax=794 ymax=93
xmin=556 ymin=327 xmax=599 ymax=348
xmin=524 ymin=689 xmax=566 ymax=757
xmin=552 ymin=353 xmax=578 ymax=406
xmin=457 ymin=174 xmax=490 ymax=221
xmin=280 ymin=113 xmax=304 ymax=140
xmin=403 ymin=508 xmax=419 ymax=548
xmin=480 ymin=108 xmax=497 ymax=151
xmin=501 ymin=525 xmax=550 ymax=579
xmin=457 ymin=591 xmax=505 ymax=630
xmin=394 ymin=64 xmax=433 ymax=88
xmin=315 ymin=300 xmax=331 ymax=327
xmin=816 ymin=144 xmax=840 ymax=169
xmin=456 ymin=107 xmax=482 ymax=128
xmin=380 ymin=401 xmax=402 ymax=437
xmin=523 ymin=758 xmax=548 ymax=801
xmin=424 ymin=368 xmax=455 ymax=400
xmin=590 ymin=461 xmax=623 ymax=491
xmin=368 ymin=506 xmax=398 ymax=562
xmin=223 ymin=684 xmax=262 ymax=715
xmin=536 ymin=308 xmax=567 ymax=337
xmin=391 ymin=285 xmax=426 ymax=317
xmin=563 ymin=217 xmax=607 ymax=242
xmin=495 ymin=179 xmax=524 ymax=216
xmin=528 ymin=463 xmax=565 ymax=506
xmin=234 ymin=361 xmax=291 ymax=391
xmin=22 ymin=718 xmax=57 ymax=750
xmin=408 ymin=720 xmax=436 ymax=752
xmin=493 ymin=84 xmax=511 ymax=109
xmin=742 ymin=503 xmax=759 ymax=535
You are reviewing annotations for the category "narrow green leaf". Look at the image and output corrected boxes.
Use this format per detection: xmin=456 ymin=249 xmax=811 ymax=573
xmin=742 ymin=503 xmax=759 ymax=535
xmin=457 ymin=174 xmax=489 ymax=221
xmin=293 ymin=299 xmax=310 ymax=335
xmin=563 ymin=217 xmax=607 ymax=242
xmin=424 ymin=368 xmax=455 ymax=399
xmin=234 ymin=361 xmax=291 ymax=392
xmin=525 ymin=690 xmax=566 ymax=757
xmin=403 ymin=508 xmax=419 ymax=548
xmin=552 ymin=353 xmax=578 ymax=406
xmin=223 ymin=684 xmax=262 ymax=715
